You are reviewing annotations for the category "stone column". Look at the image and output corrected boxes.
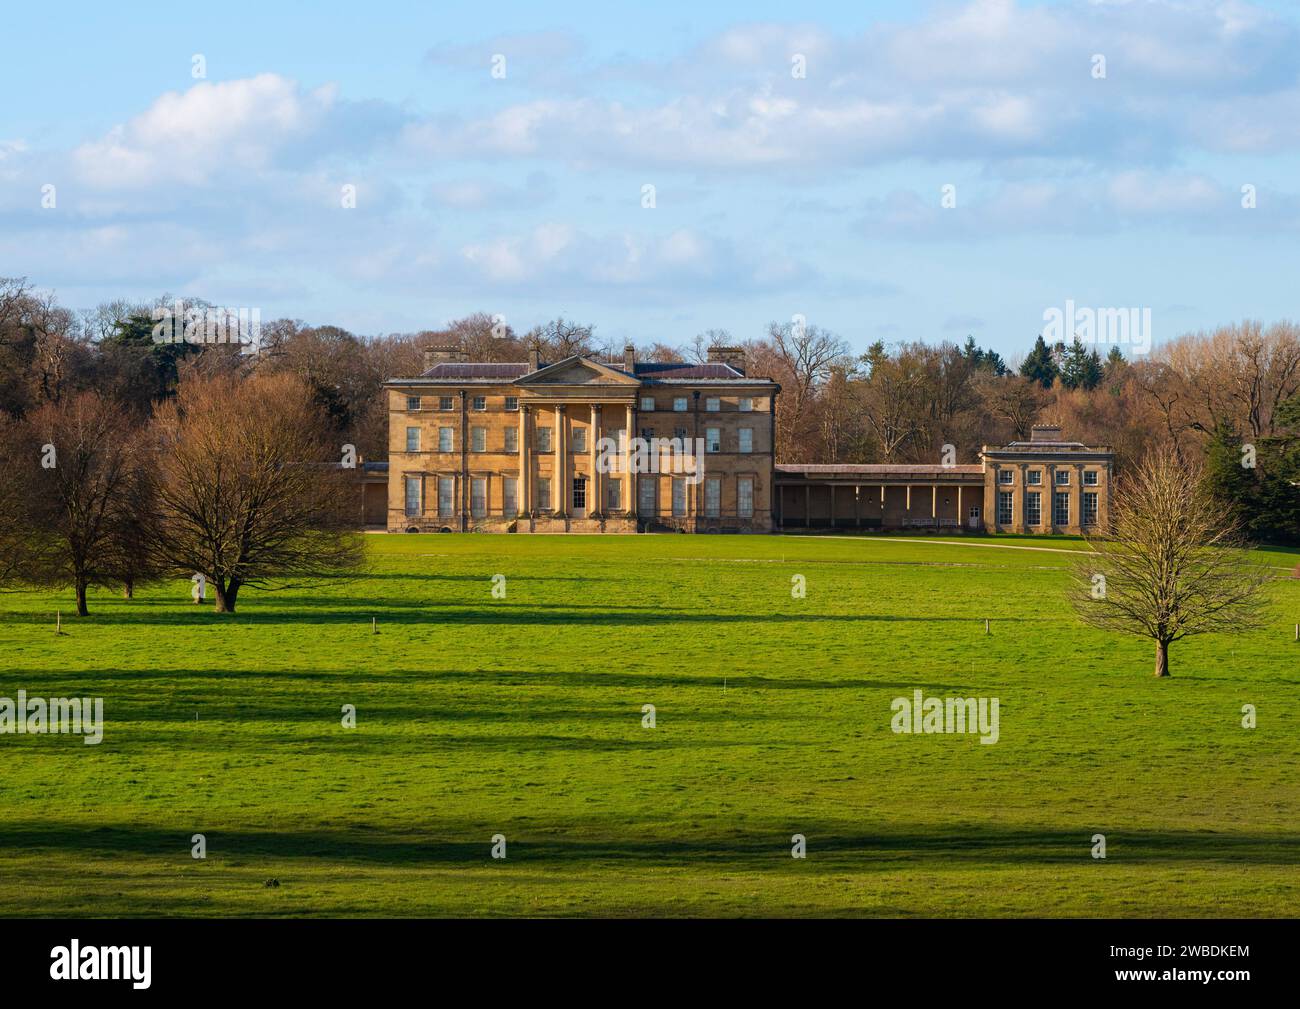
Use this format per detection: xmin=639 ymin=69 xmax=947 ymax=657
xmin=519 ymin=405 xmax=529 ymax=515
xmin=691 ymin=391 xmax=701 ymax=531
xmin=459 ymin=389 xmax=468 ymax=532
xmin=589 ymin=403 xmax=599 ymax=516
xmin=1045 ymin=463 xmax=1055 ymax=531
xmin=1104 ymin=460 xmax=1113 ymax=530
xmin=623 ymin=403 xmax=633 ymax=515
xmin=556 ymin=404 xmax=567 ymax=516
xmin=1074 ymin=463 xmax=1085 ymax=532
xmin=1017 ymin=463 xmax=1028 ymax=533
xmin=989 ymin=464 xmax=1000 ymax=531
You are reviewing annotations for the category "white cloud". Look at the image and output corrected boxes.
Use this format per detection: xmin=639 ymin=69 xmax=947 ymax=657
xmin=456 ymin=223 xmax=814 ymax=296
xmin=73 ymin=74 xmax=337 ymax=188
xmin=400 ymin=1 xmax=1300 ymax=171
xmin=427 ymin=171 xmax=554 ymax=210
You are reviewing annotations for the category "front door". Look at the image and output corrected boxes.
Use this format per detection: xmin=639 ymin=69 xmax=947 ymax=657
xmin=572 ymin=476 xmax=587 ymax=518
xmin=968 ymin=505 xmax=981 ymax=529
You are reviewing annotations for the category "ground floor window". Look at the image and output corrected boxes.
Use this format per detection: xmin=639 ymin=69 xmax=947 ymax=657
xmin=997 ymin=491 xmax=1013 ymax=525
xmin=573 ymin=476 xmax=587 ymax=511
xmin=1083 ymin=491 xmax=1098 ymax=525
xmin=638 ymin=477 xmax=656 ymax=515
xmin=538 ymin=477 xmax=551 ymax=511
xmin=1054 ymin=491 xmax=1070 ymax=526
xmin=438 ymin=476 xmax=454 ymax=517
xmin=503 ymin=477 xmax=517 ymax=517
xmin=471 ymin=478 xmax=487 ymax=518
xmin=737 ymin=477 xmax=754 ymax=518
xmin=404 ymin=476 xmax=421 ymax=516
xmin=672 ymin=478 xmax=686 ymax=516
xmin=1026 ymin=490 xmax=1041 ymax=526
xmin=705 ymin=477 xmax=721 ymax=518
xmin=606 ymin=478 xmax=621 ymax=511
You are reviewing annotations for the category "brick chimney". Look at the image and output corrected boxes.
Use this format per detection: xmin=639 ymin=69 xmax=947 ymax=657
xmin=707 ymin=345 xmax=746 ymax=375
xmin=1030 ymin=424 xmax=1063 ymax=443
xmin=623 ymin=343 xmax=636 ymax=374
xmin=423 ymin=344 xmax=466 ymax=372
xmin=528 ymin=347 xmax=540 ymax=372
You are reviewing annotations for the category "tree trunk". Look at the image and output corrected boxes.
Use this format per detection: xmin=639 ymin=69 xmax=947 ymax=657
xmin=123 ymin=578 xmax=134 ymax=600
xmin=213 ymin=579 xmax=240 ymax=613
xmin=1154 ymin=639 xmax=1170 ymax=678
xmin=75 ymin=579 xmax=89 ymax=617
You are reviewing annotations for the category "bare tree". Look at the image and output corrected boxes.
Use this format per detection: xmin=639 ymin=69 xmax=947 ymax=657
xmin=100 ymin=457 xmax=164 ymax=599
xmin=0 ymin=413 xmax=40 ymax=587
xmin=524 ymin=317 xmax=596 ymax=360
xmin=1070 ymin=448 xmax=1270 ymax=677
xmin=688 ymin=329 xmax=732 ymax=364
xmin=815 ymin=363 xmax=871 ymax=463
xmin=859 ymin=344 xmax=928 ymax=461
xmin=765 ymin=319 xmax=850 ymax=464
xmin=767 ymin=320 xmax=848 ymax=418
xmin=644 ymin=341 xmax=685 ymax=363
xmin=444 ymin=312 xmax=523 ymax=362
xmin=151 ymin=371 xmax=365 ymax=613
xmin=26 ymin=393 xmax=150 ymax=615
xmin=978 ymin=373 xmax=1045 ymax=441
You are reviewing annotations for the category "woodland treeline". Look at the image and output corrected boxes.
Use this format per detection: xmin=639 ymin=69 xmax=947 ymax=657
xmin=2 ymin=277 xmax=1297 ymax=548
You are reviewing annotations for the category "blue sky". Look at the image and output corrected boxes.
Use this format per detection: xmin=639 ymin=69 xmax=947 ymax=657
xmin=3 ymin=0 xmax=1300 ymax=360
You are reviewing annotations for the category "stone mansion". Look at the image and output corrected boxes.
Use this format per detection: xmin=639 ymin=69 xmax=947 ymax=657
xmin=382 ymin=345 xmax=1112 ymax=535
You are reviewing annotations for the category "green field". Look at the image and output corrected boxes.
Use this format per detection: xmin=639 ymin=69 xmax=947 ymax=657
xmin=1 ymin=533 xmax=1298 ymax=917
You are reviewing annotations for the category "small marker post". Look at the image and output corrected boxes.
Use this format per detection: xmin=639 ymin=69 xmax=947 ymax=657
xmin=56 ymin=610 xmax=61 ymax=635
xmin=372 ymin=617 xmax=377 ymax=634
xmin=984 ymin=618 xmax=990 ymax=635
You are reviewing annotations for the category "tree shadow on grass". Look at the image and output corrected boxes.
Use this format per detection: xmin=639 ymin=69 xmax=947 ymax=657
xmin=8 ymin=665 xmax=982 ymax=695
xmin=2 ymin=821 xmax=1296 ymax=869
xmin=357 ymin=572 xmax=623 ymax=583
xmin=0 ymin=605 xmax=1055 ymax=629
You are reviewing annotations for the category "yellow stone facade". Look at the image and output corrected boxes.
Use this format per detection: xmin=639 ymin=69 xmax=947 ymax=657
xmin=775 ymin=426 xmax=1112 ymax=534
xmin=385 ymin=346 xmax=780 ymax=533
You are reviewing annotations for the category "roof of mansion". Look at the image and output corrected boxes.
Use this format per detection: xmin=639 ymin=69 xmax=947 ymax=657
xmin=400 ymin=358 xmax=770 ymax=386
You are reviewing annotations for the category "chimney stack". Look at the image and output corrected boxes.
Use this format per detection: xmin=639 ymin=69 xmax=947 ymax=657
xmin=1030 ymin=424 xmax=1063 ymax=443
xmin=422 ymin=344 xmax=466 ymax=372
xmin=528 ymin=347 xmax=540 ymax=372
xmin=623 ymin=343 xmax=636 ymax=374
xmin=707 ymin=345 xmax=746 ymax=375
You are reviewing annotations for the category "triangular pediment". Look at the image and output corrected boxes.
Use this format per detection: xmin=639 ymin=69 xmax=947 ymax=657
xmin=515 ymin=356 xmax=639 ymax=387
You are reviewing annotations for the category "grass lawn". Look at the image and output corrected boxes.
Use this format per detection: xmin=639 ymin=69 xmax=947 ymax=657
xmin=1 ymin=532 xmax=1298 ymax=917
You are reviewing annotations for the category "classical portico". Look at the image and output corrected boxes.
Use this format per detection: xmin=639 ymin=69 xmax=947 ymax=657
xmin=508 ymin=357 xmax=640 ymax=531
xmin=385 ymin=345 xmax=780 ymax=533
